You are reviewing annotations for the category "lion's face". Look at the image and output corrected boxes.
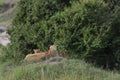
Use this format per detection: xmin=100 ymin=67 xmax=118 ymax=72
xmin=49 ymin=45 xmax=57 ymax=51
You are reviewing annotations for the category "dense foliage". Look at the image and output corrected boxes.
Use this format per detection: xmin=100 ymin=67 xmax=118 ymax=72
xmin=6 ymin=0 xmax=120 ymax=69
xmin=104 ymin=0 xmax=120 ymax=9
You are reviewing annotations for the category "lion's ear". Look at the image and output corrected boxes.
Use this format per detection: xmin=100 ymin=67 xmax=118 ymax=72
xmin=33 ymin=49 xmax=35 ymax=52
xmin=48 ymin=45 xmax=52 ymax=49
xmin=49 ymin=45 xmax=50 ymax=47
xmin=53 ymin=44 xmax=57 ymax=47
xmin=33 ymin=49 xmax=37 ymax=53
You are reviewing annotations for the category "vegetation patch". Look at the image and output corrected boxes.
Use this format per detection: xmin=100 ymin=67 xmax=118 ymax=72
xmin=6 ymin=0 xmax=120 ymax=69
xmin=0 ymin=59 xmax=120 ymax=80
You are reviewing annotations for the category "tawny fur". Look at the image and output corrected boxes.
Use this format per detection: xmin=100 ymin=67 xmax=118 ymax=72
xmin=33 ymin=49 xmax=41 ymax=53
xmin=24 ymin=45 xmax=58 ymax=61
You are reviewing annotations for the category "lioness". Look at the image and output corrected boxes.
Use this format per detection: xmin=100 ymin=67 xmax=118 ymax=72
xmin=24 ymin=45 xmax=58 ymax=61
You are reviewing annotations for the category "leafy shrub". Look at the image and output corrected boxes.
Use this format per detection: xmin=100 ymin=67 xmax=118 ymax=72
xmin=7 ymin=0 xmax=120 ymax=69
xmin=46 ymin=0 xmax=120 ymax=68
xmin=13 ymin=0 xmax=73 ymax=25
xmin=103 ymin=0 xmax=120 ymax=9
xmin=8 ymin=0 xmax=74 ymax=55
xmin=0 ymin=46 xmax=24 ymax=63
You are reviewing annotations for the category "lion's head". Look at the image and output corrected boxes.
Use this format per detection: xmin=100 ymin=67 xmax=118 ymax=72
xmin=33 ymin=49 xmax=41 ymax=53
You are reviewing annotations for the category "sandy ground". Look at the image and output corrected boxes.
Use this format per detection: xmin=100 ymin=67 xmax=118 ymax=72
xmin=0 ymin=25 xmax=10 ymax=46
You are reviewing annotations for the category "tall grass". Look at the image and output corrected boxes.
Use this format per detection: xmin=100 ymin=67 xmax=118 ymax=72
xmin=0 ymin=59 xmax=120 ymax=80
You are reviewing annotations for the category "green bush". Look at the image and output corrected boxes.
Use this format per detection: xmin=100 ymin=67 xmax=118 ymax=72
xmin=103 ymin=0 xmax=120 ymax=9
xmin=8 ymin=0 xmax=74 ymax=55
xmin=46 ymin=0 xmax=120 ymax=68
xmin=0 ymin=46 xmax=24 ymax=63
xmin=7 ymin=0 xmax=120 ymax=69
xmin=13 ymin=0 xmax=73 ymax=25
